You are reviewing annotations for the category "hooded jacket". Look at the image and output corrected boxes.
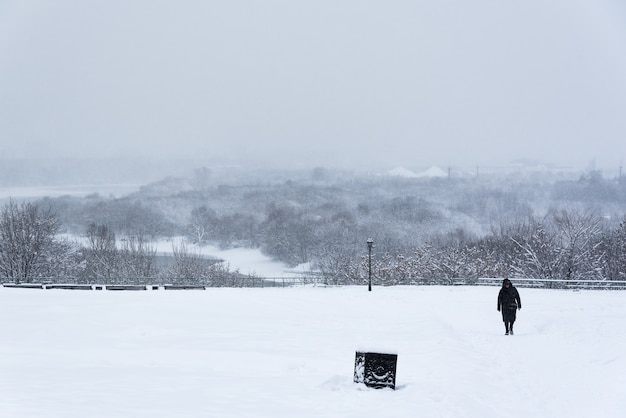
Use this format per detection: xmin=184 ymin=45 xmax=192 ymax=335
xmin=497 ymin=279 xmax=521 ymax=311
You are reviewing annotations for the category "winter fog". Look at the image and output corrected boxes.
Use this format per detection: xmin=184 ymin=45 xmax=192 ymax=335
xmin=1 ymin=0 xmax=626 ymax=173
xmin=2 ymin=3 xmax=626 ymax=417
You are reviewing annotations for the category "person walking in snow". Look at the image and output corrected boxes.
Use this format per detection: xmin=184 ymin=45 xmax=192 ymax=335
xmin=497 ymin=278 xmax=521 ymax=335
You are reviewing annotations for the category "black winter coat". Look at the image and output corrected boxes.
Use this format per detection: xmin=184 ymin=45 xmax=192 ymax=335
xmin=497 ymin=285 xmax=521 ymax=312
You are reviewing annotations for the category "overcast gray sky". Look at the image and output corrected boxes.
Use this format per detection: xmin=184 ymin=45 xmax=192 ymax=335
xmin=1 ymin=0 xmax=625 ymax=171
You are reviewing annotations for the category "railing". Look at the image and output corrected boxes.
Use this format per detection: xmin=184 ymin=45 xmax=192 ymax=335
xmin=3 ymin=277 xmax=626 ymax=290
xmin=0 ymin=276 xmax=329 ymax=290
xmin=474 ymin=277 xmax=626 ymax=290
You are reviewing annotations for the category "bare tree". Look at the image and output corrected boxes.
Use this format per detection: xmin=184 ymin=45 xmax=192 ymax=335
xmin=599 ymin=216 xmax=626 ymax=280
xmin=403 ymin=246 xmax=436 ymax=280
xmin=168 ymin=241 xmax=211 ymax=284
xmin=167 ymin=240 xmax=249 ymax=286
xmin=552 ymin=209 xmax=604 ymax=280
xmin=118 ymin=234 xmax=157 ymax=281
xmin=429 ymin=247 xmax=475 ymax=281
xmin=0 ymin=200 xmax=62 ymax=283
xmin=316 ymin=244 xmax=362 ymax=285
xmin=83 ymin=223 xmax=119 ymax=280
xmin=511 ymin=217 xmax=561 ymax=281
xmin=188 ymin=206 xmax=218 ymax=245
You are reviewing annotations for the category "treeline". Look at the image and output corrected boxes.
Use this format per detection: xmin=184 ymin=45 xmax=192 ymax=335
xmin=2 ymin=167 xmax=626 ymax=284
xmin=321 ymin=210 xmax=626 ymax=285
xmin=0 ymin=200 xmax=242 ymax=285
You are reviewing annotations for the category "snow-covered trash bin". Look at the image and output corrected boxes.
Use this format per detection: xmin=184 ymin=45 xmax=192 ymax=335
xmin=354 ymin=351 xmax=397 ymax=390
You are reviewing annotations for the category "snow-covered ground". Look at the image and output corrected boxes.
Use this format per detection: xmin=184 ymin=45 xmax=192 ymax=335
xmin=1 ymin=285 xmax=624 ymax=418
xmin=153 ymin=237 xmax=311 ymax=278
xmin=197 ymin=245 xmax=312 ymax=277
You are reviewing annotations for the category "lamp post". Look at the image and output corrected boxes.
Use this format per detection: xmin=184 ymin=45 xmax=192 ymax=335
xmin=367 ymin=238 xmax=373 ymax=291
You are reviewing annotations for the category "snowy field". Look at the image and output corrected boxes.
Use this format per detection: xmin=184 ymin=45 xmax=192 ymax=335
xmin=1 ymin=285 xmax=625 ymax=418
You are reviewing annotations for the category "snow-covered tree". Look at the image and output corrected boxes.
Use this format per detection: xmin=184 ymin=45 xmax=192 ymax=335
xmin=82 ymin=223 xmax=119 ymax=280
xmin=552 ymin=209 xmax=604 ymax=280
xmin=118 ymin=234 xmax=157 ymax=280
xmin=166 ymin=241 xmax=242 ymax=286
xmin=510 ymin=217 xmax=561 ymax=281
xmin=0 ymin=200 xmax=63 ymax=282
xmin=600 ymin=216 xmax=626 ymax=280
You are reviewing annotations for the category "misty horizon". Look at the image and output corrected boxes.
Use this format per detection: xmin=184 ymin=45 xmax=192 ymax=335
xmin=2 ymin=1 xmax=626 ymax=170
